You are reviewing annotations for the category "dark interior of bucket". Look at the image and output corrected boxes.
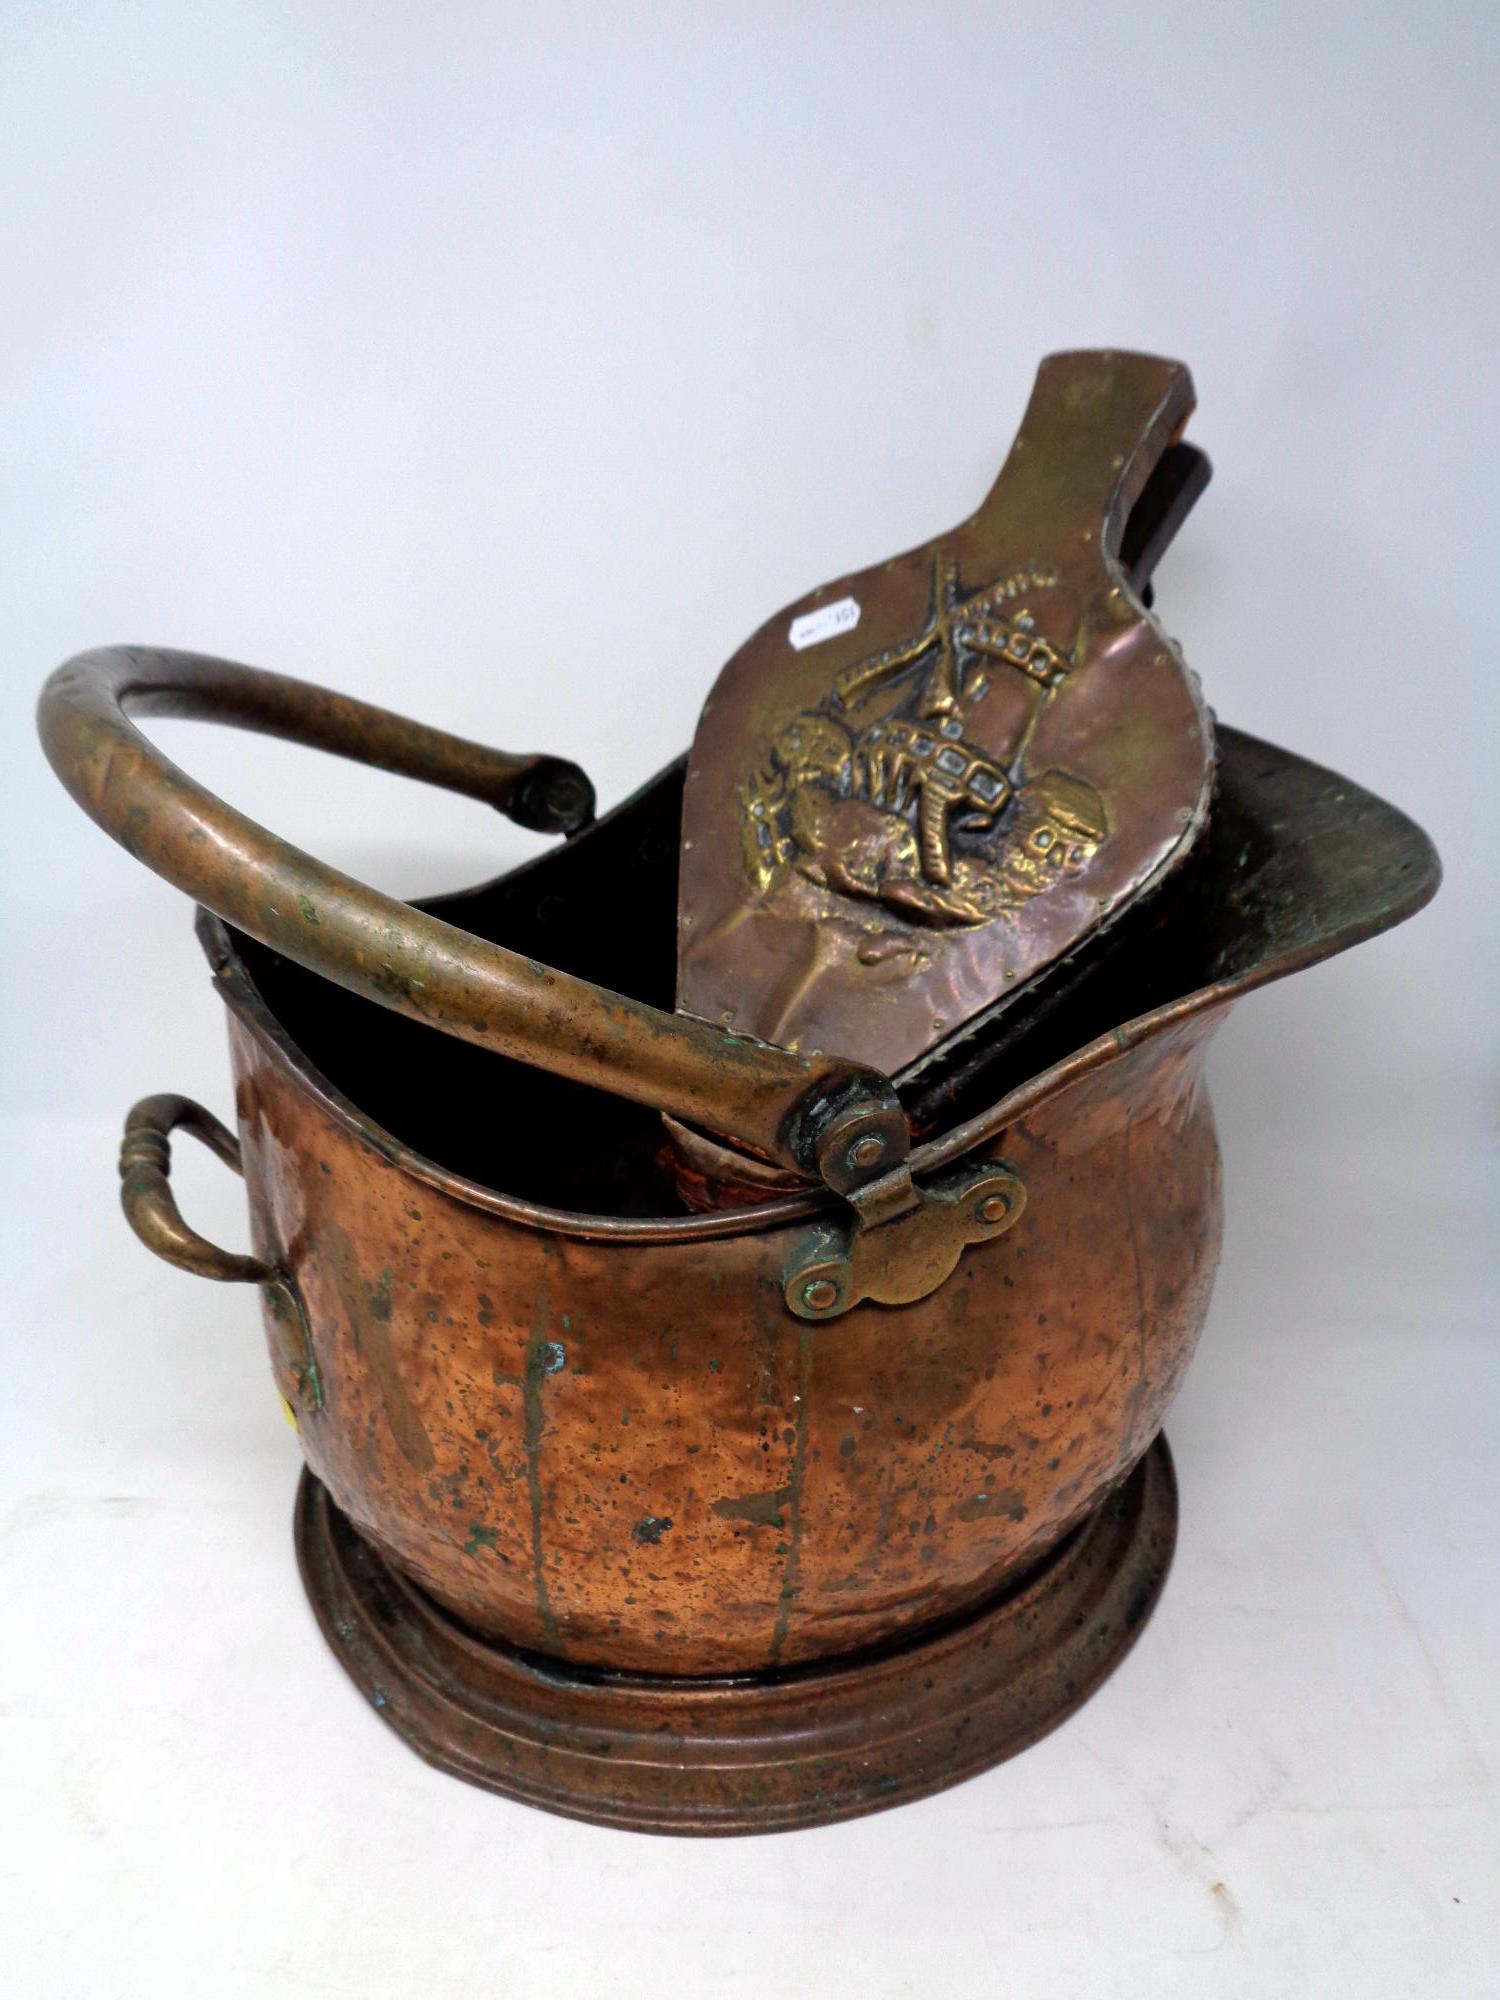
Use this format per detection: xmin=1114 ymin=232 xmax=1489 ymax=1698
xmin=221 ymin=727 xmax=1435 ymax=1215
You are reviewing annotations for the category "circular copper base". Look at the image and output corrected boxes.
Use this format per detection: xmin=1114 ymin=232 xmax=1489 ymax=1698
xmin=293 ymin=1436 xmax=1177 ymax=1836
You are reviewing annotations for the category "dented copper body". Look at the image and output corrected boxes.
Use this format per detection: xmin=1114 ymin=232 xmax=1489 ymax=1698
xmin=209 ymin=919 xmax=1221 ymax=1675
xmin=38 ymin=352 xmax=1439 ymax=1830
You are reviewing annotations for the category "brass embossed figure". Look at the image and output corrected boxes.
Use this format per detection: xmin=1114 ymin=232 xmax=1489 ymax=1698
xmin=35 ymin=348 xmax=1441 ymax=1834
xmin=683 ymin=353 xmax=1218 ymax=1077
xmin=738 ymin=552 xmax=1102 ymax=929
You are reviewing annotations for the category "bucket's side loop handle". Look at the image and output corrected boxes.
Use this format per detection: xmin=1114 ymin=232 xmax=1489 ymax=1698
xmin=43 ymin=650 xmax=906 ymax=1188
xmin=118 ymin=1093 xmax=323 ymax=1408
xmin=119 ymin=1092 xmax=258 ymax=1281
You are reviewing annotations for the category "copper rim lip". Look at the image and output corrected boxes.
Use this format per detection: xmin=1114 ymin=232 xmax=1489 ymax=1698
xmin=200 ymin=725 xmax=1439 ymax=1245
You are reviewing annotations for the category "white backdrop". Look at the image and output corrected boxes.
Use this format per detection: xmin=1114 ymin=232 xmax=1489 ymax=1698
xmin=2 ymin=7 xmax=1496 ymax=1997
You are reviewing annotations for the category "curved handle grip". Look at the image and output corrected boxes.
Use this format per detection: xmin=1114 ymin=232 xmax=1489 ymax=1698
xmin=119 ymin=1092 xmax=261 ymax=1281
xmin=119 ymin=1093 xmax=323 ymax=1408
xmin=45 ymin=649 xmax=905 ymax=1186
xmin=90 ymin=649 xmax=598 ymax=837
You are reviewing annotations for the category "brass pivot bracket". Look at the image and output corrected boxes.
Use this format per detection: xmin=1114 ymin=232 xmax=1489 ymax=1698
xmin=782 ymin=1156 xmax=1026 ymax=1322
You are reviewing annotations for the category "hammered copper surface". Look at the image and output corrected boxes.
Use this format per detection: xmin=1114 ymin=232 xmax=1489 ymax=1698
xmin=38 ymin=358 xmax=1441 ymax=1827
xmin=178 ymin=726 xmax=1437 ymax=1682
xmin=227 ymin=986 xmax=1219 ymax=1674
xmin=293 ymin=1439 xmax=1177 ymax=1835
xmin=677 ymin=351 xmax=1214 ymax=1080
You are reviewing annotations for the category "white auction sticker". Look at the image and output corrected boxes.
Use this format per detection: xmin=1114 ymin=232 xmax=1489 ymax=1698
xmin=788 ymin=596 xmax=860 ymax=650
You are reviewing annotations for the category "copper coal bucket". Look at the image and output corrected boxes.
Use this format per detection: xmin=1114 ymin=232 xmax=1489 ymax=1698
xmin=38 ymin=353 xmax=1439 ymax=1834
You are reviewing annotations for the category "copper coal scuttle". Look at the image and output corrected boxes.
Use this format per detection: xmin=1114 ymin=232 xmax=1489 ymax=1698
xmin=39 ymin=352 xmax=1439 ymax=1834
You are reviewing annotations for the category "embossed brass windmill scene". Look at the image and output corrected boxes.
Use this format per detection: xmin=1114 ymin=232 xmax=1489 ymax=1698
xmin=678 ymin=351 xmax=1217 ymax=1080
xmin=37 ymin=347 xmax=1440 ymax=1832
xmin=738 ymin=549 xmax=1104 ymax=930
